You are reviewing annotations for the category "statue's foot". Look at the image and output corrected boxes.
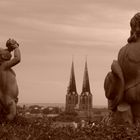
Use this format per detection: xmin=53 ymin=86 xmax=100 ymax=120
xmin=117 ymin=102 xmax=133 ymax=125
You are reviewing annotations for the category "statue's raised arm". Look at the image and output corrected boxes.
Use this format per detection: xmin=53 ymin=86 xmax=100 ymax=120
xmin=3 ymin=39 xmax=21 ymax=68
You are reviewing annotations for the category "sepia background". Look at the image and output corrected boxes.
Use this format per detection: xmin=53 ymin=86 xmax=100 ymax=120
xmin=0 ymin=0 xmax=139 ymax=106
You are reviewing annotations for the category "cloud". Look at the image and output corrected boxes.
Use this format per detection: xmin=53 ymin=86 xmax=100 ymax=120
xmin=0 ymin=0 xmax=139 ymax=104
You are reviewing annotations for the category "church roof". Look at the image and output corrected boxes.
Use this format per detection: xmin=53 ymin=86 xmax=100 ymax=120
xmin=67 ymin=61 xmax=77 ymax=93
xmin=82 ymin=60 xmax=91 ymax=93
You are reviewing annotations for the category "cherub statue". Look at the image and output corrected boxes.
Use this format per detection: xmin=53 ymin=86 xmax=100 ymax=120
xmin=0 ymin=39 xmax=21 ymax=120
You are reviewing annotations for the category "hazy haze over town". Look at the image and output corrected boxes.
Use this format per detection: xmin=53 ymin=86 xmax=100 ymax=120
xmin=0 ymin=0 xmax=139 ymax=106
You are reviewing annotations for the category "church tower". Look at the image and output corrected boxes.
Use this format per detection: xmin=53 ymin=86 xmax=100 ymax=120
xmin=65 ymin=61 xmax=78 ymax=112
xmin=79 ymin=60 xmax=92 ymax=111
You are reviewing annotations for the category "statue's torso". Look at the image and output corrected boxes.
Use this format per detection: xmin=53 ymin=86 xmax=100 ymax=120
xmin=118 ymin=41 xmax=140 ymax=103
xmin=119 ymin=42 xmax=140 ymax=89
xmin=0 ymin=64 xmax=18 ymax=98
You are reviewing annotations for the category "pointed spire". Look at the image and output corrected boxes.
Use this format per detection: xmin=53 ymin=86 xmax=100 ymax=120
xmin=68 ymin=60 xmax=77 ymax=93
xmin=82 ymin=60 xmax=91 ymax=93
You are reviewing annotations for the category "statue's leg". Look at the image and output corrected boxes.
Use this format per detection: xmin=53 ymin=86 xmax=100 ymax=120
xmin=5 ymin=82 xmax=18 ymax=121
xmin=117 ymin=102 xmax=133 ymax=125
xmin=125 ymin=84 xmax=140 ymax=124
xmin=5 ymin=96 xmax=16 ymax=121
xmin=0 ymin=91 xmax=5 ymax=117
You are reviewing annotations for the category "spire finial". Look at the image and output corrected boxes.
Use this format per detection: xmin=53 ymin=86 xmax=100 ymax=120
xmin=85 ymin=55 xmax=87 ymax=62
xmin=72 ymin=55 xmax=74 ymax=62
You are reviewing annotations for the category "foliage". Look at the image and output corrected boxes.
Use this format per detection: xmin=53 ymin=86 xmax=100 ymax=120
xmin=42 ymin=107 xmax=60 ymax=114
xmin=1 ymin=106 xmax=140 ymax=139
xmin=54 ymin=111 xmax=80 ymax=122
xmin=0 ymin=114 xmax=140 ymax=140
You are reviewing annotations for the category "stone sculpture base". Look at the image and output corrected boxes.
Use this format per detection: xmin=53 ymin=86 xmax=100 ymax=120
xmin=103 ymin=102 xmax=140 ymax=126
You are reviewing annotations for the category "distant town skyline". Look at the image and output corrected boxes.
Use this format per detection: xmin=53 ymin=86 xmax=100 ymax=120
xmin=0 ymin=0 xmax=139 ymax=106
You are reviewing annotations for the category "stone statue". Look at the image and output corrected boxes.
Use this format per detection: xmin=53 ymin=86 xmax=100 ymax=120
xmin=104 ymin=13 xmax=140 ymax=125
xmin=0 ymin=39 xmax=21 ymax=121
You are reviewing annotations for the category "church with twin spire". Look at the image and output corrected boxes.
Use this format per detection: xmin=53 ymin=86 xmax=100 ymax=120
xmin=65 ymin=60 xmax=92 ymax=113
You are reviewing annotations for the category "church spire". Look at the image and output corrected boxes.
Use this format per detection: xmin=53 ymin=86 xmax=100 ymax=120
xmin=82 ymin=60 xmax=91 ymax=93
xmin=68 ymin=60 xmax=77 ymax=93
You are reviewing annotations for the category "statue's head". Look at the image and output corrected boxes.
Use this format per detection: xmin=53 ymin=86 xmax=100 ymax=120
xmin=128 ymin=12 xmax=140 ymax=43
xmin=0 ymin=48 xmax=12 ymax=62
xmin=6 ymin=38 xmax=19 ymax=52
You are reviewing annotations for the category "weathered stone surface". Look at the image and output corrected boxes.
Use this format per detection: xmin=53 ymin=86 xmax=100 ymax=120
xmin=104 ymin=12 xmax=140 ymax=125
xmin=0 ymin=39 xmax=21 ymax=121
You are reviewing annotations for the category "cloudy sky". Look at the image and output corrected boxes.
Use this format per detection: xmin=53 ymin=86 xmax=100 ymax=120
xmin=0 ymin=0 xmax=139 ymax=106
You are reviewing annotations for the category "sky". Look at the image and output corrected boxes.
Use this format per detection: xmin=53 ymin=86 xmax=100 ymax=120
xmin=0 ymin=0 xmax=139 ymax=106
